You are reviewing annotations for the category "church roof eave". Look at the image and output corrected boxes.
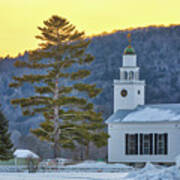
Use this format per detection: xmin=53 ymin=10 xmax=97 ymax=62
xmin=105 ymin=104 xmax=180 ymax=124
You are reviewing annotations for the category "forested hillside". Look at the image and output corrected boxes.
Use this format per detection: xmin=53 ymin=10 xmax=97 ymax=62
xmin=1 ymin=25 xmax=180 ymax=136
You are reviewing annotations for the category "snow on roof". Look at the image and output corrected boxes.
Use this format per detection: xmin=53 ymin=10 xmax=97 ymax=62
xmin=14 ymin=149 xmax=39 ymax=159
xmin=106 ymin=104 xmax=180 ymax=123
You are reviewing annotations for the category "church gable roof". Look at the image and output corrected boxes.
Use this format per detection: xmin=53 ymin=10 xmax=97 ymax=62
xmin=106 ymin=104 xmax=180 ymax=123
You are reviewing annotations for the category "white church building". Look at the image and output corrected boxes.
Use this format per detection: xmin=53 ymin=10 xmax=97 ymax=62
xmin=106 ymin=35 xmax=180 ymax=164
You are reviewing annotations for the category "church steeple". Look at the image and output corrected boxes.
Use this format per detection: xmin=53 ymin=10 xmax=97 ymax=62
xmin=113 ymin=34 xmax=145 ymax=112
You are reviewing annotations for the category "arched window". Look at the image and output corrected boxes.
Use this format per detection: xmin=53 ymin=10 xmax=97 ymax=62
xmin=135 ymin=71 xmax=139 ymax=80
xmin=124 ymin=71 xmax=128 ymax=80
xmin=129 ymin=71 xmax=134 ymax=80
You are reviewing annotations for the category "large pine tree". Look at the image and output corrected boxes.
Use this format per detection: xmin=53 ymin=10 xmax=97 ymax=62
xmin=0 ymin=109 xmax=14 ymax=160
xmin=10 ymin=15 xmax=108 ymax=158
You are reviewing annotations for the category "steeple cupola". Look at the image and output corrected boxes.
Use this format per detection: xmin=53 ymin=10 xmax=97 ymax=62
xmin=124 ymin=46 xmax=136 ymax=55
xmin=122 ymin=33 xmax=137 ymax=67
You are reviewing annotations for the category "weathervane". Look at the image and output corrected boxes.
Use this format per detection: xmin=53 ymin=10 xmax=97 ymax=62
xmin=127 ymin=33 xmax=131 ymax=47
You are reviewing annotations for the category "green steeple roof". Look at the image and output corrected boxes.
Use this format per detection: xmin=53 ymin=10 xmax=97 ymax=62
xmin=124 ymin=46 xmax=136 ymax=55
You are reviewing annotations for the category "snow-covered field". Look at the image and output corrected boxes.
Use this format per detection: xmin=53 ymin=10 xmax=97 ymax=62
xmin=0 ymin=163 xmax=180 ymax=180
xmin=0 ymin=172 xmax=128 ymax=180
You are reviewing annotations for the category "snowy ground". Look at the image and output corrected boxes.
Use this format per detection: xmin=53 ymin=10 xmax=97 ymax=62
xmin=0 ymin=172 xmax=128 ymax=180
xmin=0 ymin=163 xmax=180 ymax=180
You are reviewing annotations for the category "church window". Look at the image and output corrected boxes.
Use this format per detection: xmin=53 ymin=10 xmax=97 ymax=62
xmin=124 ymin=71 xmax=128 ymax=80
xmin=129 ymin=71 xmax=134 ymax=80
xmin=125 ymin=134 xmax=138 ymax=155
xmin=135 ymin=71 xmax=139 ymax=80
xmin=140 ymin=134 xmax=153 ymax=155
xmin=138 ymin=90 xmax=141 ymax=95
xmin=155 ymin=133 xmax=168 ymax=155
xmin=125 ymin=133 xmax=168 ymax=155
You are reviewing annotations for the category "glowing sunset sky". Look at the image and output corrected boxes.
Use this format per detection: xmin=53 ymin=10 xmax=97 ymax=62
xmin=0 ymin=0 xmax=180 ymax=57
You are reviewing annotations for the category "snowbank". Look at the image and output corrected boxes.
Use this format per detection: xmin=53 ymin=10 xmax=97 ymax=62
xmin=176 ymin=154 xmax=180 ymax=168
xmin=125 ymin=163 xmax=180 ymax=180
xmin=14 ymin=149 xmax=39 ymax=159
xmin=67 ymin=160 xmax=132 ymax=169
xmin=37 ymin=160 xmax=132 ymax=173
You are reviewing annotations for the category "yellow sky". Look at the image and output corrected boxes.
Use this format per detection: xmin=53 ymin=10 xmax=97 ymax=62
xmin=0 ymin=0 xmax=180 ymax=57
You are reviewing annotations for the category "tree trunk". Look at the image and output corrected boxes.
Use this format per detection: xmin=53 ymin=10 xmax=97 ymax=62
xmin=53 ymin=78 xmax=60 ymax=158
xmin=80 ymin=145 xmax=84 ymax=161
xmin=85 ymin=143 xmax=89 ymax=160
xmin=53 ymin=142 xmax=59 ymax=158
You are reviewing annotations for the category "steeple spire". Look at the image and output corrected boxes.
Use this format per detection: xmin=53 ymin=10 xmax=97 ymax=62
xmin=124 ymin=33 xmax=135 ymax=55
xmin=127 ymin=33 xmax=132 ymax=48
